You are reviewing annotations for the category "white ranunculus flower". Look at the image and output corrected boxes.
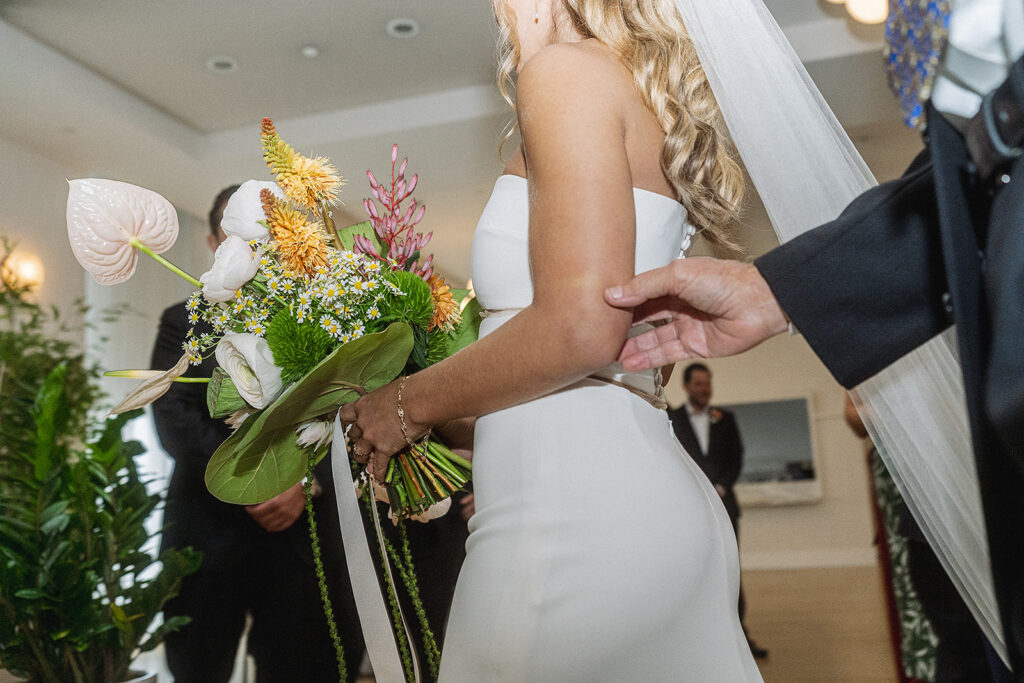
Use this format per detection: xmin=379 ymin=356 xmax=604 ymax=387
xmin=215 ymin=333 xmax=284 ymax=409
xmin=200 ymin=235 xmax=261 ymax=303
xmin=220 ymin=180 xmax=284 ymax=242
xmin=296 ymin=420 xmax=335 ymax=450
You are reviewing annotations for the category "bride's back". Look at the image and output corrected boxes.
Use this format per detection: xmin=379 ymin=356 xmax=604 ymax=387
xmin=493 ymin=0 xmax=743 ymax=252
xmin=502 ymin=39 xmax=676 ymax=204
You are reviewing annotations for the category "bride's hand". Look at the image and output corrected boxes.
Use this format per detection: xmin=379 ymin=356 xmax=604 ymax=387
xmin=338 ymin=378 xmax=430 ymax=479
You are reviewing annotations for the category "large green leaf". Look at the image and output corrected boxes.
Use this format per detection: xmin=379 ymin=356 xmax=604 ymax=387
xmin=205 ymin=424 xmax=308 ymax=504
xmin=448 ymin=297 xmax=483 ymax=356
xmin=232 ymin=322 xmax=413 ymax=452
xmin=204 ymin=323 xmax=414 ymax=504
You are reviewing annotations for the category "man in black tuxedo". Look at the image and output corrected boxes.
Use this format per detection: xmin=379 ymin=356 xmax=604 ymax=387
xmin=606 ymin=50 xmax=1024 ymax=678
xmin=153 ymin=186 xmax=366 ymax=682
xmin=156 ymin=185 xmax=470 ymax=681
xmin=667 ymin=363 xmax=766 ymax=660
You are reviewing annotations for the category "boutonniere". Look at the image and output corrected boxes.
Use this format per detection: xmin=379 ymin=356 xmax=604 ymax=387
xmin=710 ymin=409 xmax=723 ymax=424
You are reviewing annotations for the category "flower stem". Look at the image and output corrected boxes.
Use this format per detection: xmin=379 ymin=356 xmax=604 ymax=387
xmin=132 ymin=239 xmax=202 ymax=287
xmin=321 ymin=200 xmax=345 ymax=251
xmin=305 ymin=460 xmax=348 ymax=682
xmin=245 ymin=279 xmax=287 ymax=307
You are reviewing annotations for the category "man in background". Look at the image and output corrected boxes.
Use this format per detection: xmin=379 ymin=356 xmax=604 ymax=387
xmin=668 ymin=363 xmax=766 ymax=660
xmin=152 ymin=185 xmax=365 ymax=683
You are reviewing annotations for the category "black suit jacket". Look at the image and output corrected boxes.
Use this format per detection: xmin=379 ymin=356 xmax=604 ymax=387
xmin=755 ymin=95 xmax=1024 ymax=672
xmin=668 ymin=406 xmax=743 ymax=521
xmin=151 ymin=302 xmax=346 ymax=572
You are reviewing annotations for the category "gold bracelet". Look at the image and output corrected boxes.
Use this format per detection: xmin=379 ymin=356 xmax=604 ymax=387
xmin=397 ymin=376 xmax=429 ymax=448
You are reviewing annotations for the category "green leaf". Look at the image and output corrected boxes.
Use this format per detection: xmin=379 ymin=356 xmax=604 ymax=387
xmin=233 ymin=322 xmax=413 ymax=452
xmin=205 ymin=426 xmax=308 ymax=504
xmin=205 ymin=323 xmax=414 ymax=504
xmin=38 ymin=500 xmax=69 ymax=526
xmin=336 ymin=220 xmax=385 ymax=254
xmin=14 ymin=588 xmax=45 ymax=600
xmin=31 ymin=364 xmax=69 ymax=480
xmin=448 ymin=297 xmax=483 ymax=356
xmin=206 ymin=367 xmax=246 ymax=419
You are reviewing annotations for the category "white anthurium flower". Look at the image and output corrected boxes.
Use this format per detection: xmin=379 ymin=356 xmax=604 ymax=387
xmin=109 ymin=353 xmax=191 ymax=415
xmin=66 ymin=178 xmax=180 ymax=285
xmin=200 ymin=235 xmax=261 ymax=303
xmin=296 ymin=420 xmax=335 ymax=450
xmin=220 ymin=180 xmax=284 ymax=242
xmin=215 ymin=333 xmax=284 ymax=409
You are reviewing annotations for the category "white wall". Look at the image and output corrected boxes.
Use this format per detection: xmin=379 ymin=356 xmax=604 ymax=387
xmin=665 ymin=335 xmax=876 ymax=570
xmin=0 ymin=137 xmax=88 ymax=322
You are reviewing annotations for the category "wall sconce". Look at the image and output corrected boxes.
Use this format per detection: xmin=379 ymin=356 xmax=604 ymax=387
xmin=1 ymin=249 xmax=46 ymax=291
xmin=827 ymin=0 xmax=889 ymax=25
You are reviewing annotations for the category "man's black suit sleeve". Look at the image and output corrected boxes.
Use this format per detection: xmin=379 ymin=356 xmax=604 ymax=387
xmin=717 ymin=412 xmax=744 ymax=490
xmin=150 ymin=304 xmax=231 ymax=466
xmin=755 ymin=150 xmax=951 ymax=389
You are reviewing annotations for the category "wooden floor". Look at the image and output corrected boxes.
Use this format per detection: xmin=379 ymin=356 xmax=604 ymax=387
xmin=359 ymin=564 xmax=899 ymax=682
xmin=0 ymin=565 xmax=897 ymax=682
xmin=746 ymin=565 xmax=898 ymax=682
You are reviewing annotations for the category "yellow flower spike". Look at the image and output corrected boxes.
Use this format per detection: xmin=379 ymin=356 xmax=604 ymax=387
xmin=260 ymin=189 xmax=331 ymax=277
xmin=260 ymin=118 xmax=342 ymax=212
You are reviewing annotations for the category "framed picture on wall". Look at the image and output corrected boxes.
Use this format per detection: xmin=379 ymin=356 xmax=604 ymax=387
xmin=723 ymin=396 xmax=822 ymax=506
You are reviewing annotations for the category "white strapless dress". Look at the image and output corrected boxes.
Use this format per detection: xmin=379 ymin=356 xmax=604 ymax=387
xmin=438 ymin=175 xmax=762 ymax=682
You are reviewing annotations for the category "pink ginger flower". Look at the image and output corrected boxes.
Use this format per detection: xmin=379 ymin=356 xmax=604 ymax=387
xmin=354 ymin=144 xmax=434 ymax=279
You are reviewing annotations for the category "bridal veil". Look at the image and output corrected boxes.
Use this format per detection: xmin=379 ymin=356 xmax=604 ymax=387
xmin=672 ymin=0 xmax=1005 ymax=663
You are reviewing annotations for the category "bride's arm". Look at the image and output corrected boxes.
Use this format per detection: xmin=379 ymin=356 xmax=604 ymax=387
xmin=344 ymin=44 xmax=640 ymax=464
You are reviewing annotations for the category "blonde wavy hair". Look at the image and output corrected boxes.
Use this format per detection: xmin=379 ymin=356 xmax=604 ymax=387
xmin=492 ymin=0 xmax=744 ymax=250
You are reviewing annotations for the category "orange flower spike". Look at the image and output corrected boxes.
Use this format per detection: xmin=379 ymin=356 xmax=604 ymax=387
xmin=428 ymin=274 xmax=462 ymax=332
xmin=259 ymin=188 xmax=331 ymax=277
xmin=260 ymin=117 xmax=342 ymax=212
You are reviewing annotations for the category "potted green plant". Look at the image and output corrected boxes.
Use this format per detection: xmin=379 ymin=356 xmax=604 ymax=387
xmin=0 ymin=246 xmax=200 ymax=683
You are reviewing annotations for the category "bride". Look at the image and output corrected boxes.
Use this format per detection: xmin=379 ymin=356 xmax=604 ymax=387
xmin=340 ymin=0 xmax=762 ymax=679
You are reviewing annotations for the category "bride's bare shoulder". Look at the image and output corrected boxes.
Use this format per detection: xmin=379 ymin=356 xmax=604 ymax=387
xmin=516 ymin=40 xmax=632 ymax=115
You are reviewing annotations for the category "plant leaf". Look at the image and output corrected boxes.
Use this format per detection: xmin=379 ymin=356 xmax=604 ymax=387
xmin=32 ymin=364 xmax=70 ymax=481
xmin=233 ymin=322 xmax=413 ymax=453
xmin=205 ymin=424 xmax=308 ymax=504
xmin=207 ymin=367 xmax=246 ymax=418
xmin=448 ymin=297 xmax=482 ymax=356
xmin=204 ymin=323 xmax=414 ymax=504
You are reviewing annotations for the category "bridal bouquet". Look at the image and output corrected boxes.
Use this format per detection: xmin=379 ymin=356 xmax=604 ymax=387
xmin=67 ymin=119 xmax=480 ymax=681
xmin=66 ymin=119 xmax=476 ymax=519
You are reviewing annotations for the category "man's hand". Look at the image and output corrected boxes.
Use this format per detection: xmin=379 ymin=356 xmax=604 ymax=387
xmin=459 ymin=493 xmax=476 ymax=523
xmin=246 ymin=482 xmax=306 ymax=533
xmin=604 ymin=257 xmax=789 ymax=371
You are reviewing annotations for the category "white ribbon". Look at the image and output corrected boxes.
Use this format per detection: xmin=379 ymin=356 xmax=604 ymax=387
xmin=331 ymin=415 xmax=422 ymax=682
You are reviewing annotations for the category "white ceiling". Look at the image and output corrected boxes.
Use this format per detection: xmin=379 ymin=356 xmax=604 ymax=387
xmin=0 ymin=0 xmax=498 ymax=132
xmin=0 ymin=1 xmax=921 ymax=282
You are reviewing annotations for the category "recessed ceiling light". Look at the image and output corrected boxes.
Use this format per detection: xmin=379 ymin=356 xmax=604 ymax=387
xmin=300 ymin=44 xmax=321 ymax=59
xmin=205 ymin=55 xmax=239 ymax=74
xmin=386 ymin=18 xmax=420 ymax=39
